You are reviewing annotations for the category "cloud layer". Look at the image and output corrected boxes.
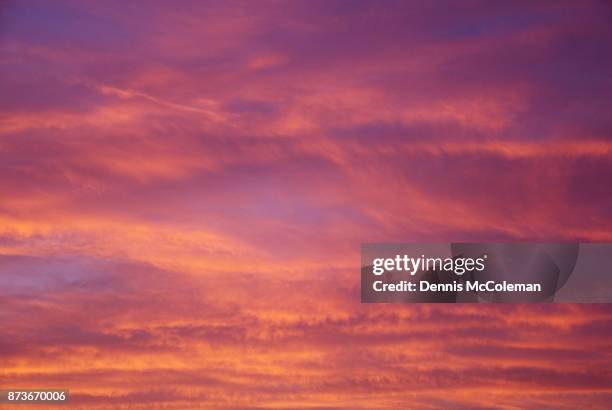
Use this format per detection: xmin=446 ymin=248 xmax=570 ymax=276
xmin=1 ymin=1 xmax=612 ymax=408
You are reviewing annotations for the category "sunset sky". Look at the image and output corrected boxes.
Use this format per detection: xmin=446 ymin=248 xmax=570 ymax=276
xmin=1 ymin=0 xmax=612 ymax=408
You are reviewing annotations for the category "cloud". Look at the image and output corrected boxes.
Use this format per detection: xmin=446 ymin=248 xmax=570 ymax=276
xmin=1 ymin=0 xmax=612 ymax=408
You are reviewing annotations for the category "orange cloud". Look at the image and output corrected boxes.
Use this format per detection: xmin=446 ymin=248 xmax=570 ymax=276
xmin=1 ymin=0 xmax=612 ymax=409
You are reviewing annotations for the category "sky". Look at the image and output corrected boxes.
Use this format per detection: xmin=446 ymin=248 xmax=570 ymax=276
xmin=1 ymin=0 xmax=612 ymax=408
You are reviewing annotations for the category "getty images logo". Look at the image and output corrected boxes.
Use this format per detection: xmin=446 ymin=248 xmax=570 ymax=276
xmin=362 ymin=243 xmax=585 ymax=303
xmin=371 ymin=254 xmax=488 ymax=276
